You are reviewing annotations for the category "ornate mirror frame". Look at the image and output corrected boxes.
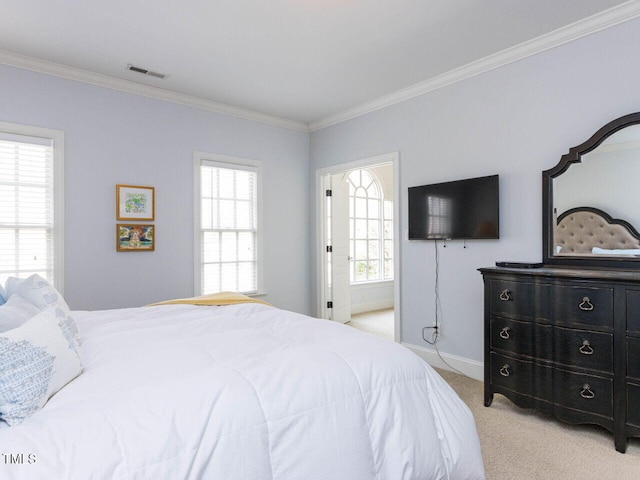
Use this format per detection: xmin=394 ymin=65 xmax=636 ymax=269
xmin=543 ymin=112 xmax=640 ymax=269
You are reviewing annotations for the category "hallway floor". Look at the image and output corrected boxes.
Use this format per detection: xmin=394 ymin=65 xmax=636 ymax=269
xmin=346 ymin=308 xmax=394 ymax=340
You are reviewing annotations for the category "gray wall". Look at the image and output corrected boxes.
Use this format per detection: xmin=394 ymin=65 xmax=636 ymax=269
xmin=3 ymin=14 xmax=640 ymax=367
xmin=0 ymin=64 xmax=311 ymax=313
xmin=309 ymin=17 xmax=640 ymax=363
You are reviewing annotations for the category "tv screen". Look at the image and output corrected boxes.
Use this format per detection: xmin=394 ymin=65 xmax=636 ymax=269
xmin=408 ymin=174 xmax=499 ymax=240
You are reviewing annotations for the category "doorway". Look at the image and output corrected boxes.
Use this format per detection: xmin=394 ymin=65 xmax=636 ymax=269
xmin=316 ymin=152 xmax=400 ymax=342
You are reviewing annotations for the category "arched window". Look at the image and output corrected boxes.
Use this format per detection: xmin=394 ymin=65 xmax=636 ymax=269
xmin=347 ymin=169 xmax=393 ymax=283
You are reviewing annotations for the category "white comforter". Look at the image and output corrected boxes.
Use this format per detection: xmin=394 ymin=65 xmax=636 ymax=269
xmin=0 ymin=303 xmax=485 ymax=479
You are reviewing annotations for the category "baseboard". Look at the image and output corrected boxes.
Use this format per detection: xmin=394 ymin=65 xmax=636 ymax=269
xmin=402 ymin=342 xmax=483 ymax=381
xmin=350 ymin=299 xmax=394 ymax=315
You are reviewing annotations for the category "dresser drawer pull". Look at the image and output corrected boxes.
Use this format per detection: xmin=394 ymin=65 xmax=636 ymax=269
xmin=499 ymin=289 xmax=512 ymax=301
xmin=579 ymin=296 xmax=594 ymax=311
xmin=499 ymin=364 xmax=511 ymax=377
xmin=499 ymin=327 xmax=511 ymax=339
xmin=580 ymin=383 xmax=595 ymax=399
xmin=579 ymin=340 xmax=594 ymax=355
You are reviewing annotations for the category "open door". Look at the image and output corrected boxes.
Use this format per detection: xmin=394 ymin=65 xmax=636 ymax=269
xmin=327 ymin=173 xmax=351 ymax=323
xmin=317 ymin=153 xmax=399 ymax=342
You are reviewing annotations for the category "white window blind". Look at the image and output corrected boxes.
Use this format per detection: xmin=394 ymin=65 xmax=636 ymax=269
xmin=0 ymin=132 xmax=57 ymax=287
xmin=197 ymin=159 xmax=259 ymax=295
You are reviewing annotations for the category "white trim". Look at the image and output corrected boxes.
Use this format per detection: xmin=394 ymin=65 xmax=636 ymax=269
xmin=391 ymin=157 xmax=401 ymax=343
xmin=403 ymin=342 xmax=484 ymax=381
xmin=0 ymin=121 xmax=65 ymax=294
xmin=351 ymin=279 xmax=394 ymax=289
xmin=309 ymin=1 xmax=640 ymax=131
xmin=316 ymin=152 xmax=401 ymax=342
xmin=193 ymin=151 xmax=264 ymax=296
xmin=0 ymin=49 xmax=309 ymax=133
xmin=53 ymin=129 xmax=65 ymax=296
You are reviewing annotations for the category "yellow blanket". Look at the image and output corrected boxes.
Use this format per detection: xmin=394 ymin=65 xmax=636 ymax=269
xmin=148 ymin=291 xmax=271 ymax=307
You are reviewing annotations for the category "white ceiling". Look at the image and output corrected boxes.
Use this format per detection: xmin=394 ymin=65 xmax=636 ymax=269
xmin=1 ymin=0 xmax=639 ymax=131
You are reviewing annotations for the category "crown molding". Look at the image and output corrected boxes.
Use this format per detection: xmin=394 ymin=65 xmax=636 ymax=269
xmin=0 ymin=49 xmax=310 ymax=133
xmin=2 ymin=1 xmax=640 ymax=135
xmin=309 ymin=0 xmax=640 ymax=132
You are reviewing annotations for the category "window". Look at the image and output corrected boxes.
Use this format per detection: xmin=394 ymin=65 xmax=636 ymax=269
xmin=0 ymin=123 xmax=64 ymax=291
xmin=194 ymin=153 xmax=261 ymax=295
xmin=347 ymin=169 xmax=393 ymax=283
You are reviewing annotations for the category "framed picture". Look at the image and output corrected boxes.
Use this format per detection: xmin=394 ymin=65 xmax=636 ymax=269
xmin=116 ymin=184 xmax=155 ymax=221
xmin=117 ymin=224 xmax=155 ymax=252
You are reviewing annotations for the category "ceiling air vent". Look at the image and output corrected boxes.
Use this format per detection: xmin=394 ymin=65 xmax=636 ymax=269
xmin=127 ymin=64 xmax=167 ymax=79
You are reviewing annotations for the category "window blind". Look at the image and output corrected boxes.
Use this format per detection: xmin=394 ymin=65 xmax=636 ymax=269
xmin=199 ymin=161 xmax=258 ymax=294
xmin=0 ymin=136 xmax=55 ymax=286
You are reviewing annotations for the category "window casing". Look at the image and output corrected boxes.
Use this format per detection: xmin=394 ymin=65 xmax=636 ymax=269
xmin=0 ymin=123 xmax=64 ymax=292
xmin=194 ymin=153 xmax=261 ymax=296
xmin=347 ymin=169 xmax=393 ymax=283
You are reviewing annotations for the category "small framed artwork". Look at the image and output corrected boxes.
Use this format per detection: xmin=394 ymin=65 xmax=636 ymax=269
xmin=117 ymin=224 xmax=155 ymax=252
xmin=116 ymin=184 xmax=155 ymax=221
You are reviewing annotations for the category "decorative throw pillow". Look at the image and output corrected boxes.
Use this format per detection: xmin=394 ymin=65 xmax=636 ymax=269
xmin=4 ymin=275 xmax=81 ymax=348
xmin=46 ymin=306 xmax=80 ymax=351
xmin=0 ymin=294 xmax=41 ymax=333
xmin=0 ymin=283 xmax=5 ymax=306
xmin=4 ymin=274 xmax=70 ymax=311
xmin=0 ymin=310 xmax=83 ymax=426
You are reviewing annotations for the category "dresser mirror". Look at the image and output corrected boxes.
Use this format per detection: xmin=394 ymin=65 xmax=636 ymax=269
xmin=543 ymin=112 xmax=640 ymax=268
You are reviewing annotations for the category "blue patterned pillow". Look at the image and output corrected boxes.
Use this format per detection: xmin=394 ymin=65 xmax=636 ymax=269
xmin=5 ymin=274 xmax=70 ymax=311
xmin=0 ymin=311 xmax=83 ymax=426
xmin=4 ymin=275 xmax=81 ymax=348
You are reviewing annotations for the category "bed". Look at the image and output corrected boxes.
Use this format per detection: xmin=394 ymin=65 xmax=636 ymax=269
xmin=0 ymin=280 xmax=485 ymax=479
xmin=555 ymin=206 xmax=640 ymax=255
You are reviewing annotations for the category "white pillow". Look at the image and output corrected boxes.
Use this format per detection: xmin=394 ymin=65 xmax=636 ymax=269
xmin=0 ymin=294 xmax=41 ymax=333
xmin=4 ymin=274 xmax=70 ymax=311
xmin=4 ymin=275 xmax=80 ymax=348
xmin=49 ymin=306 xmax=81 ymax=350
xmin=0 ymin=283 xmax=5 ymax=306
xmin=0 ymin=310 xmax=83 ymax=426
xmin=591 ymin=247 xmax=640 ymax=255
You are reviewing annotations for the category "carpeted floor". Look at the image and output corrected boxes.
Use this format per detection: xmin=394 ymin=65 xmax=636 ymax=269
xmin=347 ymin=309 xmax=640 ymax=479
xmin=347 ymin=308 xmax=394 ymax=340
xmin=436 ymin=368 xmax=640 ymax=480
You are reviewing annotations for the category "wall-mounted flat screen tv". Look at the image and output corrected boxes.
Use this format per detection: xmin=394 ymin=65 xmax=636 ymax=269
xmin=408 ymin=174 xmax=499 ymax=240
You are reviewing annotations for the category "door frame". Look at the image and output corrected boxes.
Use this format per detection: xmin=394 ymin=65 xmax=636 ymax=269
xmin=315 ymin=151 xmax=401 ymax=342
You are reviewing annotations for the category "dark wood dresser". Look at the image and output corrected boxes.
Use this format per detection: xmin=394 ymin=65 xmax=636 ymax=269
xmin=479 ymin=266 xmax=640 ymax=452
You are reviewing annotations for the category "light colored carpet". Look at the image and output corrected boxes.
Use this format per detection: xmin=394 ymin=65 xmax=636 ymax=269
xmin=436 ymin=368 xmax=640 ymax=480
xmin=347 ymin=309 xmax=640 ymax=479
xmin=347 ymin=308 xmax=394 ymax=340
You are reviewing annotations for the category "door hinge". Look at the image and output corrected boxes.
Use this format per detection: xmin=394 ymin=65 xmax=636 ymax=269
xmin=327 ymin=301 xmax=333 ymax=308
xmin=326 ymin=189 xmax=332 ymax=196
xmin=326 ymin=245 xmax=332 ymax=253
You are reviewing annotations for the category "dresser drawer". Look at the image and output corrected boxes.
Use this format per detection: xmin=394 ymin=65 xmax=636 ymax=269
xmin=489 ymin=280 xmax=534 ymax=319
xmin=627 ymin=337 xmax=640 ymax=380
xmin=489 ymin=351 xmax=535 ymax=395
xmin=553 ymin=326 xmax=613 ymax=374
xmin=627 ymin=290 xmax=640 ymax=335
xmin=554 ymin=368 xmax=612 ymax=418
xmin=490 ymin=317 xmax=551 ymax=359
xmin=552 ymin=285 xmax=613 ymax=329
xmin=627 ymin=382 xmax=640 ymax=427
